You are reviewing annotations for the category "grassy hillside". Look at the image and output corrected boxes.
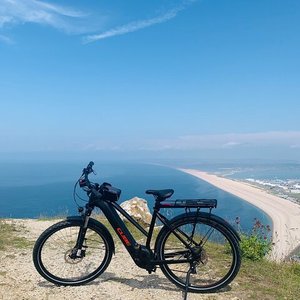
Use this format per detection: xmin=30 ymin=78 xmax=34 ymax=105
xmin=1 ymin=219 xmax=300 ymax=299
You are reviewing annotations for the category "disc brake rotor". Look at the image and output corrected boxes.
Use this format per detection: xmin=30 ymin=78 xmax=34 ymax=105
xmin=64 ymin=249 xmax=84 ymax=264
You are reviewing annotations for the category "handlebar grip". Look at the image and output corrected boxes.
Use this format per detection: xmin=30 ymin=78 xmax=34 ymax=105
xmin=87 ymin=161 xmax=94 ymax=169
xmin=82 ymin=161 xmax=95 ymax=176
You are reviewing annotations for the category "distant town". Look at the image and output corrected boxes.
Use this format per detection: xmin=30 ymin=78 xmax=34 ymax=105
xmin=244 ymin=178 xmax=300 ymax=204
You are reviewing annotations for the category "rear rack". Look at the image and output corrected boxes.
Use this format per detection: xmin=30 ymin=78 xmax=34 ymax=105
xmin=161 ymin=199 xmax=217 ymax=209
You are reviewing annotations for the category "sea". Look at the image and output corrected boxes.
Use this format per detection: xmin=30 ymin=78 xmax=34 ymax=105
xmin=1 ymin=160 xmax=297 ymax=232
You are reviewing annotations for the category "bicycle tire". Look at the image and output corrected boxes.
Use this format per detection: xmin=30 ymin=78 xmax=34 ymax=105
xmin=33 ymin=219 xmax=113 ymax=286
xmin=155 ymin=213 xmax=241 ymax=293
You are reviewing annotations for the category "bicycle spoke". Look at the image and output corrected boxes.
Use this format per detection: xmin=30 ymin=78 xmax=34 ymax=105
xmin=158 ymin=217 xmax=240 ymax=292
xmin=38 ymin=224 xmax=109 ymax=282
xmin=198 ymin=226 xmax=215 ymax=247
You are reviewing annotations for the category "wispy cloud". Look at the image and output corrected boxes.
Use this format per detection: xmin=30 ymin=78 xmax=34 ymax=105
xmin=290 ymin=144 xmax=300 ymax=149
xmin=221 ymin=141 xmax=242 ymax=149
xmin=139 ymin=131 xmax=300 ymax=151
xmin=83 ymin=1 xmax=194 ymax=43
xmin=71 ymin=131 xmax=300 ymax=153
xmin=0 ymin=33 xmax=13 ymax=44
xmin=0 ymin=0 xmax=86 ymax=34
xmin=0 ymin=1 xmax=196 ymax=43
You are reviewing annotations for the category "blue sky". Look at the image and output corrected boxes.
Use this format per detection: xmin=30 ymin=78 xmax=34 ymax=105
xmin=0 ymin=0 xmax=300 ymax=161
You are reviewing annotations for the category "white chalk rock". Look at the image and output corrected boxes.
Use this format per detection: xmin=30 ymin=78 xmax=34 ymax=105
xmin=120 ymin=197 xmax=152 ymax=225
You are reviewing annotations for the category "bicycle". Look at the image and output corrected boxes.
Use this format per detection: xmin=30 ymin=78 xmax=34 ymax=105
xmin=33 ymin=162 xmax=241 ymax=299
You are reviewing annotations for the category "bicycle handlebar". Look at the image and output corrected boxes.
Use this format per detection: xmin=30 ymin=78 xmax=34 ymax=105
xmin=79 ymin=161 xmax=95 ymax=190
xmin=79 ymin=162 xmax=116 ymax=200
xmin=82 ymin=161 xmax=94 ymax=176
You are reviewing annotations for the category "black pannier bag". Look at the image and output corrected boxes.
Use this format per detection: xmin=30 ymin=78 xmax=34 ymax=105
xmin=100 ymin=182 xmax=121 ymax=202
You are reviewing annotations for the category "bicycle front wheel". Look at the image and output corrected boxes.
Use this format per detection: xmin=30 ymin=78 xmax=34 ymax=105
xmin=156 ymin=214 xmax=241 ymax=293
xmin=33 ymin=219 xmax=113 ymax=286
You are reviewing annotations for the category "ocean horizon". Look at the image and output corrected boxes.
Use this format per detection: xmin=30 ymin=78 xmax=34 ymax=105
xmin=0 ymin=161 xmax=280 ymax=231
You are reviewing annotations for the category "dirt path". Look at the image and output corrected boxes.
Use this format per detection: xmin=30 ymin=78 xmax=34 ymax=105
xmin=0 ymin=219 xmax=242 ymax=300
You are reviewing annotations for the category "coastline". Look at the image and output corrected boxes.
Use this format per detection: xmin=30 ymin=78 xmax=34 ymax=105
xmin=178 ymin=168 xmax=300 ymax=261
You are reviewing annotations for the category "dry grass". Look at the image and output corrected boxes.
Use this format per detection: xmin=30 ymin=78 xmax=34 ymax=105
xmin=236 ymin=259 xmax=300 ymax=299
xmin=0 ymin=220 xmax=32 ymax=251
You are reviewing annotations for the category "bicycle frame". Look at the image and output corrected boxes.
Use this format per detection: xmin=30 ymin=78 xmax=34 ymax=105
xmin=97 ymin=199 xmax=148 ymax=255
xmin=33 ymin=162 xmax=241 ymax=298
xmin=77 ymin=196 xmax=216 ymax=270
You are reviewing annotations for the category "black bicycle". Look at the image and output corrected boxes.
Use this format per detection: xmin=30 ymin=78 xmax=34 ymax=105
xmin=33 ymin=162 xmax=241 ymax=299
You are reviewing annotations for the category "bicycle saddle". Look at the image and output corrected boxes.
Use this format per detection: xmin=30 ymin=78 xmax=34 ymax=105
xmin=145 ymin=189 xmax=174 ymax=201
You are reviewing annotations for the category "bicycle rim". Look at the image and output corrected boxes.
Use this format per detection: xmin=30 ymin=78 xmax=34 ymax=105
xmin=35 ymin=222 xmax=110 ymax=285
xmin=158 ymin=217 xmax=240 ymax=292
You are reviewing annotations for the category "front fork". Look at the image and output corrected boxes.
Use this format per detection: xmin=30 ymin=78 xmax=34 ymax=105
xmin=69 ymin=205 xmax=92 ymax=259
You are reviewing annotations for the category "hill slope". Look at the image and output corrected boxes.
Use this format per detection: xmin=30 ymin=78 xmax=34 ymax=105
xmin=1 ymin=219 xmax=299 ymax=300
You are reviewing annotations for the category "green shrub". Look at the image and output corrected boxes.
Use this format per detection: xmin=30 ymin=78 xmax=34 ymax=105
xmin=236 ymin=217 xmax=272 ymax=261
xmin=240 ymin=233 xmax=272 ymax=260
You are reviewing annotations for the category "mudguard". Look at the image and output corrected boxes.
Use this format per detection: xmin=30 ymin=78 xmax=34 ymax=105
xmin=66 ymin=216 xmax=115 ymax=254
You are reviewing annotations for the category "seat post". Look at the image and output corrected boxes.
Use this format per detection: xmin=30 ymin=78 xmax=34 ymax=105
xmin=146 ymin=200 xmax=160 ymax=249
xmin=153 ymin=196 xmax=161 ymax=210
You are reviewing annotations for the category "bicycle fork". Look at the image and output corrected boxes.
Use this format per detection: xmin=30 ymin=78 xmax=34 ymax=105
xmin=70 ymin=207 xmax=92 ymax=259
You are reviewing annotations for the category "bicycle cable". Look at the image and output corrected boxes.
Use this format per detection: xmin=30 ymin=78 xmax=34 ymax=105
xmin=72 ymin=164 xmax=98 ymax=208
xmin=73 ymin=177 xmax=88 ymax=208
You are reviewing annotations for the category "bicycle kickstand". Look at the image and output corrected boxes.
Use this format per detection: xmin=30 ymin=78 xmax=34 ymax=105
xmin=183 ymin=263 xmax=195 ymax=300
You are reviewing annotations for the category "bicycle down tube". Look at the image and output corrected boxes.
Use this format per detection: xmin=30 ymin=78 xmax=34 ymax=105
xmin=94 ymin=198 xmax=199 ymax=267
xmin=95 ymin=199 xmax=141 ymax=255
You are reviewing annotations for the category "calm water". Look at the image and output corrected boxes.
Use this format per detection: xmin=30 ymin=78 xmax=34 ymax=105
xmin=0 ymin=161 xmax=272 ymax=231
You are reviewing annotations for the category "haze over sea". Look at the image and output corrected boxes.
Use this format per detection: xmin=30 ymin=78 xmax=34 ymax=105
xmin=0 ymin=160 xmax=285 ymax=231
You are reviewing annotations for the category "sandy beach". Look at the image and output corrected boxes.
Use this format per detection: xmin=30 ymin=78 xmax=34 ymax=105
xmin=179 ymin=169 xmax=300 ymax=261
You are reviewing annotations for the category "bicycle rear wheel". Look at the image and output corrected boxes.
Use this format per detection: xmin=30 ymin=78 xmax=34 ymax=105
xmin=156 ymin=214 xmax=241 ymax=293
xmin=33 ymin=219 xmax=113 ymax=286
